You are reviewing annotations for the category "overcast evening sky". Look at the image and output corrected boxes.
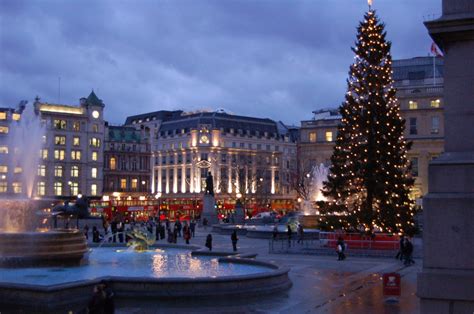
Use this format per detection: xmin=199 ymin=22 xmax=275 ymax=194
xmin=0 ymin=0 xmax=441 ymax=126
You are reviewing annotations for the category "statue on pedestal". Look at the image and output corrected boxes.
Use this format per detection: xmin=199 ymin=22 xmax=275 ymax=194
xmin=205 ymin=172 xmax=214 ymax=196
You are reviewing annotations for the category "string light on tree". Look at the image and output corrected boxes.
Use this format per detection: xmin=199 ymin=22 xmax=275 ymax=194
xmin=318 ymin=6 xmax=418 ymax=235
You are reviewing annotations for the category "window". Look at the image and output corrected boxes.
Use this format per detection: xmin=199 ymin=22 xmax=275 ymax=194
xmin=55 ymin=136 xmax=66 ymax=145
xmin=92 ymin=151 xmax=98 ymax=161
xmin=409 ymin=118 xmax=417 ymax=135
xmin=91 ymin=168 xmax=97 ymax=178
xmin=73 ymin=137 xmax=80 ymax=146
xmin=14 ymin=167 xmax=22 ymax=173
xmin=54 ymin=149 xmax=65 ymax=160
xmin=0 ymin=146 xmax=8 ymax=154
xmin=431 ymin=99 xmax=440 ymax=108
xmin=0 ymin=126 xmax=9 ymax=134
xmin=42 ymin=135 xmax=46 ymax=144
xmin=37 ymin=182 xmax=46 ymax=196
xmin=309 ymin=132 xmax=317 ymax=142
xmin=40 ymin=149 xmax=48 ymax=160
xmin=12 ymin=113 xmax=20 ymax=121
xmin=325 ymin=131 xmax=333 ymax=142
xmin=54 ymin=166 xmax=63 ymax=177
xmin=90 ymin=138 xmax=101 ymax=147
xmin=70 ymin=182 xmax=79 ymax=196
xmin=54 ymin=182 xmax=62 ymax=196
xmin=92 ymin=124 xmax=99 ymax=133
xmin=71 ymin=150 xmax=81 ymax=160
xmin=73 ymin=121 xmax=80 ymax=131
xmin=120 ymin=179 xmax=127 ymax=189
xmin=38 ymin=165 xmax=46 ymax=176
xmin=409 ymin=101 xmax=418 ymax=110
xmin=71 ymin=165 xmax=79 ymax=177
xmin=0 ymin=112 xmax=6 ymax=120
xmin=431 ymin=116 xmax=440 ymax=134
xmin=91 ymin=184 xmax=97 ymax=196
xmin=0 ymin=165 xmax=7 ymax=173
xmin=201 ymin=153 xmax=208 ymax=161
xmin=54 ymin=119 xmax=67 ymax=130
xmin=410 ymin=158 xmax=419 ymax=177
xmin=131 ymin=179 xmax=138 ymax=190
xmin=0 ymin=182 xmax=7 ymax=193
xmin=12 ymin=182 xmax=22 ymax=194
xmin=110 ymin=157 xmax=116 ymax=170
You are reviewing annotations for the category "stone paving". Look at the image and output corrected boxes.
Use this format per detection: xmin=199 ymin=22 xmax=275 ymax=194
xmin=114 ymin=225 xmax=421 ymax=314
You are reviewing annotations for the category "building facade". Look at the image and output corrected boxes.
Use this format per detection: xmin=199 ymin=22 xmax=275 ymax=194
xmin=298 ymin=56 xmax=444 ymax=204
xmin=103 ymin=125 xmax=152 ymax=199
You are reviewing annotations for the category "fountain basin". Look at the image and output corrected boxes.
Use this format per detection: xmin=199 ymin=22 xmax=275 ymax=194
xmin=0 ymin=245 xmax=291 ymax=312
xmin=0 ymin=229 xmax=87 ymax=267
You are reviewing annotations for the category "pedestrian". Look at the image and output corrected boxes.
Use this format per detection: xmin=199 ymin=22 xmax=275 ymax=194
xmin=203 ymin=218 xmax=208 ymax=231
xmin=111 ymin=220 xmax=117 ymax=243
xmin=205 ymin=234 xmax=213 ymax=251
xmin=167 ymin=228 xmax=173 ymax=243
xmin=336 ymin=237 xmax=346 ymax=261
xmin=84 ymin=224 xmax=90 ymax=240
xmin=92 ymin=226 xmax=101 ymax=243
xmin=190 ymin=220 xmax=196 ymax=237
xmin=403 ymin=238 xmax=414 ymax=266
xmin=159 ymin=224 xmax=166 ymax=240
xmin=287 ymin=225 xmax=292 ymax=247
xmin=183 ymin=224 xmax=191 ymax=244
xmin=297 ymin=224 xmax=304 ymax=244
xmin=173 ymin=226 xmax=178 ymax=243
xmin=395 ymin=235 xmax=405 ymax=261
xmin=176 ymin=220 xmax=182 ymax=237
xmin=231 ymin=230 xmax=238 ymax=252
xmin=117 ymin=221 xmax=124 ymax=243
xmin=87 ymin=284 xmax=106 ymax=314
xmin=272 ymin=225 xmax=278 ymax=240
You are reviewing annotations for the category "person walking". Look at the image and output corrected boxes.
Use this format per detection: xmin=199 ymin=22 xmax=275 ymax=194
xmin=205 ymin=234 xmax=213 ymax=251
xmin=297 ymin=224 xmax=304 ymax=244
xmin=83 ymin=224 xmax=90 ymax=240
xmin=190 ymin=220 xmax=196 ymax=237
xmin=336 ymin=237 xmax=346 ymax=260
xmin=287 ymin=225 xmax=292 ymax=247
xmin=272 ymin=224 xmax=278 ymax=240
xmin=92 ymin=226 xmax=101 ymax=243
xmin=183 ymin=224 xmax=191 ymax=244
xmin=395 ymin=235 xmax=405 ymax=261
xmin=176 ymin=220 xmax=182 ymax=237
xmin=403 ymin=237 xmax=414 ymax=266
xmin=231 ymin=230 xmax=238 ymax=252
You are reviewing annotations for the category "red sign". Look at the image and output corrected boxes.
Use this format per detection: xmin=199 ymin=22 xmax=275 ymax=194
xmin=383 ymin=273 xmax=401 ymax=297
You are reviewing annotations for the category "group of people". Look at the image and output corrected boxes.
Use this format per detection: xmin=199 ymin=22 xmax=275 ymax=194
xmin=204 ymin=230 xmax=239 ymax=252
xmin=87 ymin=282 xmax=114 ymax=314
xmin=396 ymin=235 xmax=415 ymax=266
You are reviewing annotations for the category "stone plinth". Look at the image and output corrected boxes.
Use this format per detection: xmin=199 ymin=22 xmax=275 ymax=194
xmin=234 ymin=202 xmax=246 ymax=224
xmin=298 ymin=215 xmax=319 ymax=229
xmin=421 ymin=2 xmax=474 ymax=312
xmin=202 ymin=194 xmax=218 ymax=225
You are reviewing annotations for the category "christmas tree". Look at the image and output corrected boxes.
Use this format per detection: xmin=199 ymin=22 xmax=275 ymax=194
xmin=319 ymin=9 xmax=417 ymax=235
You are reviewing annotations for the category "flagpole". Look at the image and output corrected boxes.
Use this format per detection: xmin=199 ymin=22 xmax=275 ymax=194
xmin=433 ymin=54 xmax=436 ymax=86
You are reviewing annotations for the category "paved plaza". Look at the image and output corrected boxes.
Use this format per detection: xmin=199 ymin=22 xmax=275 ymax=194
xmin=114 ymin=225 xmax=420 ymax=314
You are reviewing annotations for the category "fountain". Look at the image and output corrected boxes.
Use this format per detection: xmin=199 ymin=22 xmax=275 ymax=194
xmin=299 ymin=163 xmax=328 ymax=228
xmin=0 ymin=102 xmax=88 ymax=267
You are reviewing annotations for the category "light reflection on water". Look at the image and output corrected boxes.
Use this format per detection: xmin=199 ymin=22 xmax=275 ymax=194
xmin=0 ymin=248 xmax=271 ymax=286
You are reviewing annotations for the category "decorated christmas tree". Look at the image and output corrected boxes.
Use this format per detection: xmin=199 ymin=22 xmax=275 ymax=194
xmin=319 ymin=8 xmax=417 ymax=235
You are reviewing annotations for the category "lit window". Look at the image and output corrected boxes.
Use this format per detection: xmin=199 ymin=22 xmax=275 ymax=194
xmin=325 ymin=131 xmax=333 ymax=142
xmin=91 ymin=168 xmax=97 ymax=178
xmin=54 ymin=166 xmax=63 ymax=177
xmin=431 ymin=116 xmax=440 ymax=134
xmin=120 ymin=179 xmax=127 ymax=189
xmin=55 ymin=136 xmax=66 ymax=145
xmin=70 ymin=182 xmax=79 ymax=196
xmin=92 ymin=151 xmax=98 ymax=161
xmin=14 ymin=167 xmax=22 ymax=173
xmin=37 ymin=182 xmax=46 ymax=196
xmin=0 ymin=126 xmax=9 ymax=134
xmin=430 ymin=99 xmax=440 ymax=108
xmin=54 ymin=182 xmax=62 ymax=196
xmin=73 ymin=137 xmax=80 ymax=146
xmin=131 ymin=179 xmax=138 ymax=190
xmin=73 ymin=121 xmax=80 ymax=131
xmin=71 ymin=150 xmax=81 ymax=160
xmin=12 ymin=182 xmax=22 ymax=194
xmin=0 ymin=112 xmax=6 ymax=120
xmin=54 ymin=149 xmax=65 ymax=160
xmin=91 ymin=184 xmax=97 ymax=196
xmin=0 ymin=146 xmax=8 ymax=154
xmin=92 ymin=124 xmax=99 ymax=133
xmin=12 ymin=113 xmax=21 ymax=121
xmin=71 ymin=166 xmax=79 ymax=177
xmin=90 ymin=137 xmax=101 ymax=147
xmin=409 ymin=101 xmax=418 ymax=110
xmin=0 ymin=165 xmax=8 ymax=173
xmin=38 ymin=165 xmax=46 ymax=176
xmin=309 ymin=132 xmax=317 ymax=142
xmin=42 ymin=136 xmax=47 ymax=144
xmin=110 ymin=157 xmax=116 ymax=170
xmin=40 ymin=149 xmax=48 ymax=160
xmin=54 ymin=119 xmax=67 ymax=130
xmin=0 ymin=182 xmax=7 ymax=193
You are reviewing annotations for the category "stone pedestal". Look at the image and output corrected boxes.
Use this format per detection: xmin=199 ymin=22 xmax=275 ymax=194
xmin=234 ymin=202 xmax=246 ymax=224
xmin=201 ymin=194 xmax=218 ymax=225
xmin=420 ymin=3 xmax=474 ymax=312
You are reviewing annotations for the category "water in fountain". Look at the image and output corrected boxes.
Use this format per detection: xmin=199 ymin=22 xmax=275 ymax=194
xmin=302 ymin=163 xmax=329 ymax=215
xmin=0 ymin=102 xmax=45 ymax=232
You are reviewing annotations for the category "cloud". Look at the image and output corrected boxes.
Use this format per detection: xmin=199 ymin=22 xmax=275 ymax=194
xmin=0 ymin=0 xmax=441 ymax=125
